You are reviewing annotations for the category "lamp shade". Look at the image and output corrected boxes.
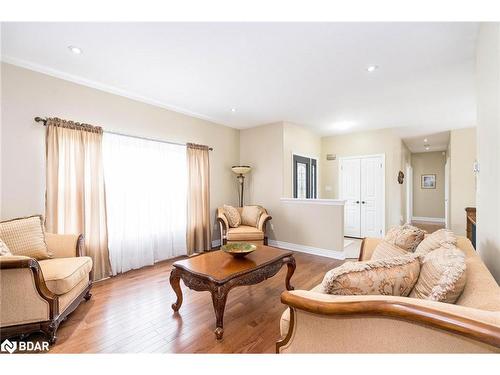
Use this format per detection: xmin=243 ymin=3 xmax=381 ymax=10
xmin=231 ymin=165 xmax=251 ymax=175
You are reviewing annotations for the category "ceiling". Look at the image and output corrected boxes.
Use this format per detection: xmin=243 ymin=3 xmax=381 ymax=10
xmin=1 ymin=22 xmax=478 ymax=136
xmin=403 ymin=131 xmax=450 ymax=153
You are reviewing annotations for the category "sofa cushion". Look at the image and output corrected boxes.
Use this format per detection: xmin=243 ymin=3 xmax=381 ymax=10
xmin=321 ymin=255 xmax=420 ymax=296
xmin=384 ymin=224 xmax=426 ymax=252
xmin=39 ymin=256 xmax=92 ymax=295
xmin=240 ymin=205 xmax=262 ymax=227
xmin=223 ymin=205 xmax=241 ymax=228
xmin=415 ymin=229 xmax=457 ymax=257
xmin=226 ymin=225 xmax=264 ymax=241
xmin=0 ymin=215 xmax=51 ymax=260
xmin=410 ymin=246 xmax=466 ymax=303
xmin=371 ymin=240 xmax=408 ymax=260
xmin=0 ymin=239 xmax=12 ymax=256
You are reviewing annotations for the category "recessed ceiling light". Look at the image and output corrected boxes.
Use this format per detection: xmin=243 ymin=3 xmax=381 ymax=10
xmin=333 ymin=121 xmax=356 ymax=131
xmin=231 ymin=108 xmax=236 ymax=113
xmin=68 ymin=45 xmax=82 ymax=55
xmin=424 ymin=138 xmax=428 ymax=143
xmin=367 ymin=65 xmax=378 ymax=73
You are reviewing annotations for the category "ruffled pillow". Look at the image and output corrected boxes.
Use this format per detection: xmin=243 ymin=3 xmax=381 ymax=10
xmin=414 ymin=228 xmax=457 ymax=257
xmin=384 ymin=224 xmax=426 ymax=252
xmin=371 ymin=240 xmax=408 ymax=260
xmin=322 ymin=255 xmax=420 ymax=297
xmin=410 ymin=245 xmax=466 ymax=303
xmin=0 ymin=239 xmax=12 ymax=256
xmin=223 ymin=205 xmax=241 ymax=228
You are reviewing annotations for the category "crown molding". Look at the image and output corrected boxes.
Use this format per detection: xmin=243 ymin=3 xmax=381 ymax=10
xmin=1 ymin=55 xmax=236 ymax=129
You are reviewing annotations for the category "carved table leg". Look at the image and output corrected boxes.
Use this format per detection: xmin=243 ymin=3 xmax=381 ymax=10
xmin=84 ymin=290 xmax=92 ymax=301
xmin=284 ymin=256 xmax=296 ymax=291
xmin=170 ymin=268 xmax=183 ymax=312
xmin=211 ymin=286 xmax=228 ymax=340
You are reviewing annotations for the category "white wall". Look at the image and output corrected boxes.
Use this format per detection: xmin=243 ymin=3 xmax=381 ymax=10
xmin=282 ymin=122 xmax=322 ymax=198
xmin=449 ymin=127 xmax=477 ymax=235
xmin=321 ymin=128 xmax=406 ymax=230
xmin=240 ymin=122 xmax=345 ymax=255
xmin=0 ymin=63 xmax=240 ymax=242
xmin=476 ymin=23 xmax=500 ymax=283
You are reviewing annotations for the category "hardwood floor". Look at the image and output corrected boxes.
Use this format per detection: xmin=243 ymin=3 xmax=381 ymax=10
xmin=36 ymin=251 xmax=343 ymax=353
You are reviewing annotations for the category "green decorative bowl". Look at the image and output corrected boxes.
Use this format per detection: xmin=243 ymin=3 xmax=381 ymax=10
xmin=221 ymin=243 xmax=257 ymax=258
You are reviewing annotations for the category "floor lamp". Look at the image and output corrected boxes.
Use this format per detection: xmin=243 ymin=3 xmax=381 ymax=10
xmin=231 ymin=166 xmax=251 ymax=207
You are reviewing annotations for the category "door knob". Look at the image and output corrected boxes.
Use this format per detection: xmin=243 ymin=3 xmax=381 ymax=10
xmin=355 ymin=201 xmax=360 ymax=204
xmin=362 ymin=201 xmax=366 ymax=204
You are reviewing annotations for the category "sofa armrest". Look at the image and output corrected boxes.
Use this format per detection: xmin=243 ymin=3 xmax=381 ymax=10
xmin=277 ymin=290 xmax=500 ymax=353
xmin=0 ymin=256 xmax=59 ymax=325
xmin=358 ymin=237 xmax=383 ymax=261
xmin=257 ymin=213 xmax=272 ymax=232
xmin=45 ymin=233 xmax=84 ymax=258
xmin=217 ymin=208 xmax=229 ymax=245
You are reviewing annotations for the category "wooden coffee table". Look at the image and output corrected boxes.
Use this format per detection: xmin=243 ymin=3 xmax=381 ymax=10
xmin=169 ymin=245 xmax=295 ymax=340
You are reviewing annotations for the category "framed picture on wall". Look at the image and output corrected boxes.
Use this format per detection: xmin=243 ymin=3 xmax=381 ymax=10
xmin=421 ymin=174 xmax=436 ymax=189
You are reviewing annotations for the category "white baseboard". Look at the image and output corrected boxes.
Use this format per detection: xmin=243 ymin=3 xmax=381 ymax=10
xmin=268 ymin=240 xmax=345 ymax=260
xmin=412 ymin=216 xmax=445 ymax=224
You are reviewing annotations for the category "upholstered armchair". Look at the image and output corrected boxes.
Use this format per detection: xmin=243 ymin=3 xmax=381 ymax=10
xmin=0 ymin=232 xmax=93 ymax=344
xmin=217 ymin=206 xmax=272 ymax=246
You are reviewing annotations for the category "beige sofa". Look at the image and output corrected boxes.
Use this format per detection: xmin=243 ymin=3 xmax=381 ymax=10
xmin=277 ymin=236 xmax=500 ymax=353
xmin=0 ymin=233 xmax=93 ymax=343
xmin=217 ymin=206 xmax=272 ymax=245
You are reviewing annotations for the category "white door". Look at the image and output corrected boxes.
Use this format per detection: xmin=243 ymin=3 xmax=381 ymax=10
xmin=340 ymin=158 xmax=361 ymax=237
xmin=360 ymin=156 xmax=383 ymax=238
xmin=340 ymin=155 xmax=384 ymax=238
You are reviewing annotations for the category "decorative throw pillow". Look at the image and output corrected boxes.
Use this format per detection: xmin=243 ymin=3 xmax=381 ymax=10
xmin=414 ymin=229 xmax=457 ymax=257
xmin=240 ymin=205 xmax=262 ymax=227
xmin=223 ymin=205 xmax=241 ymax=228
xmin=371 ymin=240 xmax=408 ymax=260
xmin=321 ymin=255 xmax=420 ymax=297
xmin=0 ymin=239 xmax=12 ymax=256
xmin=0 ymin=215 xmax=51 ymax=260
xmin=410 ymin=246 xmax=466 ymax=303
xmin=384 ymin=224 xmax=426 ymax=252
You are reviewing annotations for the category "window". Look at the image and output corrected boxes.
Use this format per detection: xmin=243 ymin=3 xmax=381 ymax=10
xmin=293 ymin=154 xmax=317 ymax=199
xmin=103 ymin=133 xmax=187 ymax=275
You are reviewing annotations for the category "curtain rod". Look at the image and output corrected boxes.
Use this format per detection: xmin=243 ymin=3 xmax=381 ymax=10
xmin=34 ymin=117 xmax=213 ymax=151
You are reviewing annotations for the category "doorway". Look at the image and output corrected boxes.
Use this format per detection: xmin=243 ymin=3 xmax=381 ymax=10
xmin=410 ymin=151 xmax=447 ymax=232
xmin=339 ymin=154 xmax=385 ymax=238
xmin=293 ymin=154 xmax=317 ymax=199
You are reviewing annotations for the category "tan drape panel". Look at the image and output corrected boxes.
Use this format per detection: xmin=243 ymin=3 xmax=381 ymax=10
xmin=45 ymin=118 xmax=111 ymax=280
xmin=186 ymin=143 xmax=211 ymax=254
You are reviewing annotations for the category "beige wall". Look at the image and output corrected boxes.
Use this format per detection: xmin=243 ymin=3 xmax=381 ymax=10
xmin=400 ymin=141 xmax=411 ymax=223
xmin=321 ymin=128 xmax=405 ymax=230
xmin=0 ymin=63 xmax=240 ymax=242
xmin=282 ymin=122 xmax=322 ymax=198
xmin=240 ymin=122 xmax=344 ymax=253
xmin=449 ymin=127 xmax=477 ymax=235
xmin=476 ymin=23 xmax=500 ymax=282
xmin=239 ymin=122 xmax=284 ymax=212
xmin=411 ymin=151 xmax=446 ymax=219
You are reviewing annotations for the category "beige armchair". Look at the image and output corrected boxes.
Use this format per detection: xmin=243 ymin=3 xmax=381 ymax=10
xmin=0 ymin=233 xmax=93 ymax=344
xmin=217 ymin=206 xmax=272 ymax=246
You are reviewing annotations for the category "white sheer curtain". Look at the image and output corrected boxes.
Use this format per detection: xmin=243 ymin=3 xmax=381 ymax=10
xmin=103 ymin=132 xmax=187 ymax=275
